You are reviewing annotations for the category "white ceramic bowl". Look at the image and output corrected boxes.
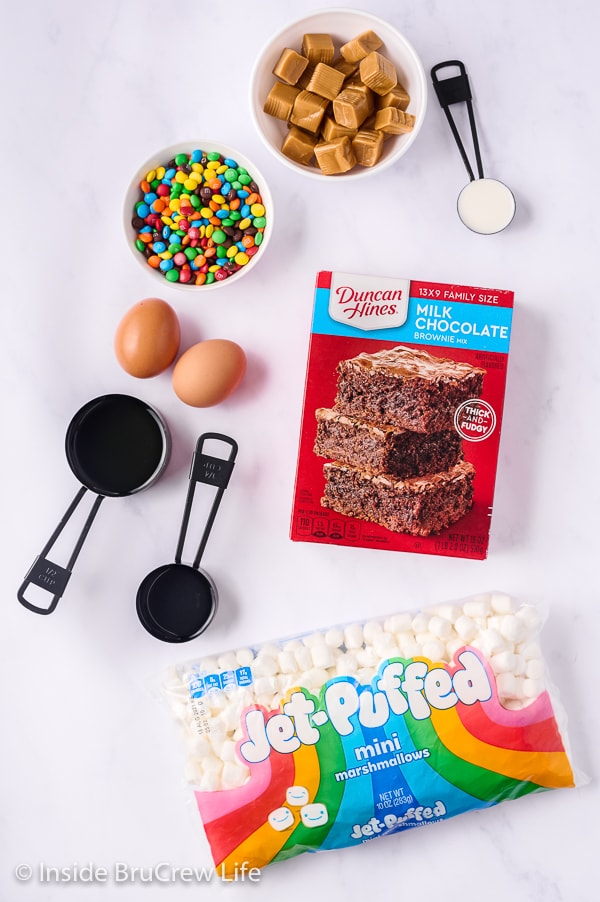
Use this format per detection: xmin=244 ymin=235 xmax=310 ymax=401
xmin=123 ymin=141 xmax=273 ymax=291
xmin=249 ymin=8 xmax=427 ymax=181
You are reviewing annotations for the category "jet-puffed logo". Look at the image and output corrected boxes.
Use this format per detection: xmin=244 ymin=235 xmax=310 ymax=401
xmin=329 ymin=272 xmax=410 ymax=331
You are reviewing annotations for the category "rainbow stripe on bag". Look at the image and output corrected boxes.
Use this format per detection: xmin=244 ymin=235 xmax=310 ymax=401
xmin=193 ymin=647 xmax=574 ymax=874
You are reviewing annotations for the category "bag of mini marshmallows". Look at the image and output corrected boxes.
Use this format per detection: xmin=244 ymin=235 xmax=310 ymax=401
xmin=162 ymin=592 xmax=578 ymax=875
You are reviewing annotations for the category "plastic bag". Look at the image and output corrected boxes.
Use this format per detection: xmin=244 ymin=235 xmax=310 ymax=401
xmin=162 ymin=592 xmax=577 ymax=875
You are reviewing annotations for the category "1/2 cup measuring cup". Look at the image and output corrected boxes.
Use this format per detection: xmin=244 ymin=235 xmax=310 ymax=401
xmin=18 ymin=394 xmax=170 ymax=614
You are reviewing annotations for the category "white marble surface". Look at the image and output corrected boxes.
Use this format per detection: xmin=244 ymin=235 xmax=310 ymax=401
xmin=1 ymin=0 xmax=598 ymax=899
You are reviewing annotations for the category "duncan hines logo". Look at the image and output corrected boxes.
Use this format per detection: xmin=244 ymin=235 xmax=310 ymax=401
xmin=329 ymin=273 xmax=410 ymax=331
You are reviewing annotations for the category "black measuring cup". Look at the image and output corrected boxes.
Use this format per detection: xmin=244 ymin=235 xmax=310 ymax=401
xmin=18 ymin=394 xmax=170 ymax=614
xmin=136 ymin=433 xmax=237 ymax=643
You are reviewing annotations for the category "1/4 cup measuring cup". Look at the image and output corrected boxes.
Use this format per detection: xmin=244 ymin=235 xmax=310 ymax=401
xmin=136 ymin=433 xmax=238 ymax=643
xmin=18 ymin=394 xmax=170 ymax=614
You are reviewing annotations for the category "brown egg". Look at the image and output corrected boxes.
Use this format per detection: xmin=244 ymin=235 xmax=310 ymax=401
xmin=172 ymin=339 xmax=247 ymax=407
xmin=114 ymin=298 xmax=181 ymax=378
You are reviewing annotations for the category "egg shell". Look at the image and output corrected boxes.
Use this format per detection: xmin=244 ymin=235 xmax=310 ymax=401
xmin=114 ymin=298 xmax=180 ymax=378
xmin=172 ymin=339 xmax=247 ymax=407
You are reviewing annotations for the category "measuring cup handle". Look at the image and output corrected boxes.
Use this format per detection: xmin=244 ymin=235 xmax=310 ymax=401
xmin=17 ymin=488 xmax=105 ymax=614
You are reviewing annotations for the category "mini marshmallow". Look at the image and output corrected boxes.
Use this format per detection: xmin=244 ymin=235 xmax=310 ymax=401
xmin=411 ymin=613 xmax=430 ymax=634
xmin=222 ymin=761 xmax=250 ymax=789
xmin=199 ymin=772 xmax=222 ymax=792
xmin=325 ymin=628 xmax=344 ymax=648
xmin=526 ymin=658 xmax=544 ymax=680
xmin=336 ymin=652 xmax=358 ymax=675
xmin=512 ymin=654 xmax=526 ymax=676
xmin=344 ymin=623 xmax=364 ymax=649
xmin=303 ymin=632 xmax=326 ymax=648
xmin=518 ymin=641 xmax=542 ymax=661
xmin=294 ymin=646 xmax=313 ymax=672
xmin=426 ymin=603 xmax=461 ymax=622
xmin=428 ymin=616 xmax=453 ymax=639
xmin=454 ymin=615 xmax=478 ymax=641
xmin=422 ymin=639 xmax=445 ymax=662
xmin=356 ymin=646 xmax=380 ymax=668
xmin=523 ymin=677 xmax=545 ymax=699
xmin=496 ymin=672 xmax=524 ymax=701
xmin=463 ymin=596 xmax=491 ymax=619
xmin=201 ymin=755 xmax=223 ymax=776
xmin=283 ymin=639 xmax=303 ymax=653
xmin=253 ymin=676 xmax=278 ymax=697
xmin=218 ymin=652 xmax=238 ymax=671
xmin=278 ymin=651 xmax=299 ymax=674
xmin=499 ymin=614 xmax=525 ymax=644
xmin=303 ymin=668 xmax=330 ymax=690
xmin=310 ymin=644 xmax=336 ymax=670
xmin=236 ymin=647 xmax=255 ymax=667
xmin=479 ymin=628 xmax=509 ymax=656
xmin=363 ymin=620 xmax=383 ymax=644
xmin=490 ymin=651 xmax=517 ymax=674
xmin=253 ymin=654 xmax=278 ymax=678
xmin=490 ymin=592 xmax=517 ymax=614
xmin=386 ymin=613 xmax=413 ymax=633
xmin=445 ymin=638 xmax=465 ymax=661
xmin=184 ymin=759 xmax=204 ymax=784
xmin=373 ymin=631 xmax=396 ymax=655
xmin=356 ymin=667 xmax=376 ymax=683
xmin=220 ymin=739 xmax=238 ymax=762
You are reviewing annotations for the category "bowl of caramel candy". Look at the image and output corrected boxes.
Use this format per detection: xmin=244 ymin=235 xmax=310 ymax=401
xmin=250 ymin=9 xmax=427 ymax=180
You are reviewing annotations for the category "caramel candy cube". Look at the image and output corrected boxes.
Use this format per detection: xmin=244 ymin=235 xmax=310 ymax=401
xmin=297 ymin=64 xmax=316 ymax=90
xmin=321 ymin=114 xmax=357 ymax=142
xmin=333 ymin=86 xmax=373 ymax=129
xmin=340 ymin=30 xmax=383 ymax=63
xmin=377 ymin=82 xmax=411 ymax=111
xmin=306 ymin=63 xmax=345 ymax=101
xmin=263 ymin=82 xmax=301 ymax=120
xmin=314 ymin=136 xmax=356 ymax=175
xmin=301 ymin=33 xmax=335 ymax=65
xmin=282 ymin=126 xmax=318 ymax=166
xmin=272 ymin=48 xmax=309 ymax=85
xmin=290 ymin=90 xmax=329 ymax=133
xmin=374 ymin=107 xmax=416 ymax=134
xmin=332 ymin=56 xmax=358 ymax=78
xmin=359 ymin=51 xmax=398 ymax=95
xmin=352 ymin=129 xmax=384 ymax=167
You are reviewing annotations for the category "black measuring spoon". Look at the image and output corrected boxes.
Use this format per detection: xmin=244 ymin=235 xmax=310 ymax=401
xmin=136 ymin=433 xmax=238 ymax=643
xmin=18 ymin=394 xmax=170 ymax=614
xmin=431 ymin=60 xmax=516 ymax=234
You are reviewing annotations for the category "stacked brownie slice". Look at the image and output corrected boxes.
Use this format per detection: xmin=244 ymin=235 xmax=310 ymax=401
xmin=314 ymin=346 xmax=486 ymax=536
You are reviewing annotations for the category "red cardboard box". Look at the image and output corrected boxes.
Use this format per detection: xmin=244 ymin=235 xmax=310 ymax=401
xmin=291 ymin=271 xmax=514 ymax=560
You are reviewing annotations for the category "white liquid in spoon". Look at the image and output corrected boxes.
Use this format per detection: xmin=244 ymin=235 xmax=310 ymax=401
xmin=457 ymin=178 xmax=516 ymax=234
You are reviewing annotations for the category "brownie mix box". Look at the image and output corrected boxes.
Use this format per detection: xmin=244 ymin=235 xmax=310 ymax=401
xmin=291 ymin=271 xmax=514 ymax=560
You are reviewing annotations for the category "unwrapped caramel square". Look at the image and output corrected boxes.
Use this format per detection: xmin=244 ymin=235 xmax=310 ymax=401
xmin=374 ymin=107 xmax=416 ymax=134
xmin=290 ymin=90 xmax=329 ymax=133
xmin=321 ymin=114 xmax=357 ymax=142
xmin=263 ymin=82 xmax=301 ymax=120
xmin=359 ymin=51 xmax=398 ymax=95
xmin=352 ymin=128 xmax=384 ymax=167
xmin=333 ymin=86 xmax=374 ymax=129
xmin=314 ymin=135 xmax=356 ymax=175
xmin=282 ymin=126 xmax=319 ymax=166
xmin=301 ymin=33 xmax=335 ymax=65
xmin=272 ymin=48 xmax=309 ymax=85
xmin=306 ymin=62 xmax=345 ymax=101
xmin=377 ymin=82 xmax=411 ymax=111
xmin=340 ymin=30 xmax=383 ymax=63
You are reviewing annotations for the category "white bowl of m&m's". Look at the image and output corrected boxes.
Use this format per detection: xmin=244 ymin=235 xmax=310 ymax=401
xmin=250 ymin=9 xmax=427 ymax=180
xmin=124 ymin=142 xmax=273 ymax=289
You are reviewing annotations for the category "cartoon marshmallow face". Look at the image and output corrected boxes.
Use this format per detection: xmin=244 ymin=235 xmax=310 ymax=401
xmin=300 ymin=803 xmax=329 ymax=828
xmin=268 ymin=807 xmax=295 ymax=832
xmin=286 ymin=785 xmax=309 ymax=807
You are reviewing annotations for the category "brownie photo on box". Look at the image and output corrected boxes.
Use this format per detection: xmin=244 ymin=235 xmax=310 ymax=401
xmin=334 ymin=345 xmax=485 ymax=433
xmin=314 ymin=345 xmax=486 ymax=536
